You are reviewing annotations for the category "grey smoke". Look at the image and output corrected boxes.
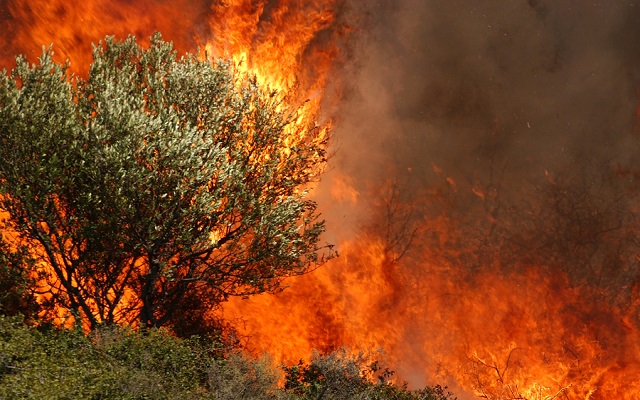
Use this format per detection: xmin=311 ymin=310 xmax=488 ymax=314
xmin=331 ymin=0 xmax=640 ymax=196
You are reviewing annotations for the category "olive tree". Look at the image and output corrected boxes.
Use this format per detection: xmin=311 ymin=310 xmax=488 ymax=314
xmin=0 ymin=34 xmax=332 ymax=330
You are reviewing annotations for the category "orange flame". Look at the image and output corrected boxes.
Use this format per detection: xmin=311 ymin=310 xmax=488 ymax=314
xmin=223 ymin=175 xmax=640 ymax=399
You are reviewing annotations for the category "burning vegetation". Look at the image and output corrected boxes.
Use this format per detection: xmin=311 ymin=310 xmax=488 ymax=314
xmin=2 ymin=0 xmax=640 ymax=399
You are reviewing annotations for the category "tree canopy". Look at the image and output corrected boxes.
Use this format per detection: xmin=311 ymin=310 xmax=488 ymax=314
xmin=0 ymin=34 xmax=333 ymax=331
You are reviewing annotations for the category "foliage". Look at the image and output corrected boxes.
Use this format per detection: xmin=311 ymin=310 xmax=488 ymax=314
xmin=0 ymin=315 xmax=209 ymax=399
xmin=282 ymin=349 xmax=456 ymax=400
xmin=0 ymin=314 xmax=280 ymax=399
xmin=0 ymin=33 xmax=333 ymax=331
xmin=0 ymin=316 xmax=456 ymax=400
xmin=0 ymin=238 xmax=40 ymax=320
xmin=207 ymin=353 xmax=281 ymax=400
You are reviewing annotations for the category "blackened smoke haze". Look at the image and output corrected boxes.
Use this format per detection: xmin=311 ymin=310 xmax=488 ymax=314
xmin=329 ymin=0 xmax=640 ymax=211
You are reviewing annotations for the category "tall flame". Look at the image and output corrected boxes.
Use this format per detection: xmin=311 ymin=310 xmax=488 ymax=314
xmin=223 ymin=175 xmax=640 ymax=398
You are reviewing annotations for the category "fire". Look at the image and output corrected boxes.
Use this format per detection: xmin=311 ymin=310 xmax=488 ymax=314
xmin=207 ymin=1 xmax=338 ymax=91
xmin=223 ymin=173 xmax=640 ymax=399
xmin=1 ymin=0 xmax=208 ymax=71
xmin=3 ymin=1 xmax=640 ymax=400
xmin=203 ymin=0 xmax=343 ymax=153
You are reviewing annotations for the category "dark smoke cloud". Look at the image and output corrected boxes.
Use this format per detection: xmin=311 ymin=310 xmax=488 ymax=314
xmin=332 ymin=0 xmax=640 ymax=194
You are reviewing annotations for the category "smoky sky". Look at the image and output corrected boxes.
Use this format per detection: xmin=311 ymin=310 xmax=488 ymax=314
xmin=331 ymin=0 xmax=640 ymax=199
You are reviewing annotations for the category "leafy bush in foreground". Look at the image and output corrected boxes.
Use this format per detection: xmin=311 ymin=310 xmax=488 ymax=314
xmin=0 ymin=316 xmax=455 ymax=399
xmin=0 ymin=316 xmax=216 ymax=399
xmin=283 ymin=350 xmax=456 ymax=400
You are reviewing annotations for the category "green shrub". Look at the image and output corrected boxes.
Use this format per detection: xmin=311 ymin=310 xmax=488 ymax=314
xmin=207 ymin=353 xmax=281 ymax=400
xmin=0 ymin=317 xmax=456 ymax=399
xmin=282 ymin=349 xmax=456 ymax=400
xmin=0 ymin=316 xmax=214 ymax=399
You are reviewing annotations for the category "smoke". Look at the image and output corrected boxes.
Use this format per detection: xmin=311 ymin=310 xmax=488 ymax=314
xmin=332 ymin=0 xmax=640 ymax=193
xmin=324 ymin=0 xmax=640 ymax=294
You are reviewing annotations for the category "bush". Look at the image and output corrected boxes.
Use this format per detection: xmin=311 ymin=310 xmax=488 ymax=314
xmin=207 ymin=353 xmax=280 ymax=400
xmin=282 ymin=349 xmax=456 ymax=400
xmin=0 ymin=316 xmax=236 ymax=399
xmin=0 ymin=317 xmax=456 ymax=399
